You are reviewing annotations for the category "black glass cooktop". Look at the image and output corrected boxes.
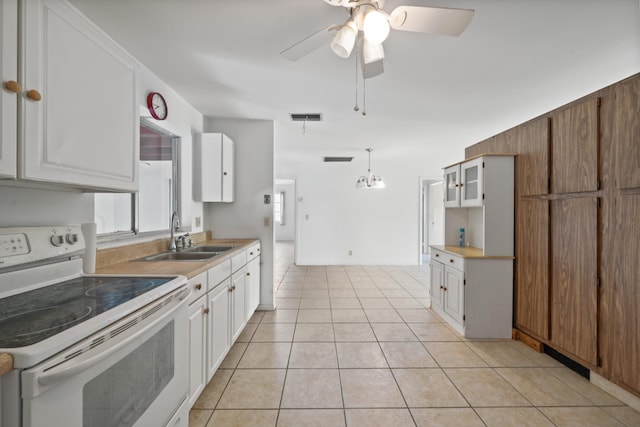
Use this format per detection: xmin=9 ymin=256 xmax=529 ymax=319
xmin=0 ymin=276 xmax=175 ymax=348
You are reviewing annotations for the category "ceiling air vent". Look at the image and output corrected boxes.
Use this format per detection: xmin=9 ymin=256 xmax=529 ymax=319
xmin=324 ymin=156 xmax=353 ymax=162
xmin=290 ymin=113 xmax=322 ymax=122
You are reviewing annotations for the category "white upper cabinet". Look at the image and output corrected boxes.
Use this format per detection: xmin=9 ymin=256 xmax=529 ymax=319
xmin=194 ymin=133 xmax=235 ymax=202
xmin=0 ymin=0 xmax=18 ymax=178
xmin=0 ymin=0 xmax=138 ymax=191
xmin=460 ymin=157 xmax=484 ymax=207
xmin=443 ymin=164 xmax=460 ymax=207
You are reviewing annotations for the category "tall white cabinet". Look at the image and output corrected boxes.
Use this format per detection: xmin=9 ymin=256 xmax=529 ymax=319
xmin=1 ymin=0 xmax=138 ymax=191
xmin=430 ymin=155 xmax=515 ymax=338
xmin=193 ymin=133 xmax=235 ymax=202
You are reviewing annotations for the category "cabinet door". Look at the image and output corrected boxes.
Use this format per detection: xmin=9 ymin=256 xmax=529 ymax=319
xmin=613 ymin=193 xmax=640 ymax=393
xmin=221 ymin=135 xmax=234 ymax=202
xmin=515 ymin=117 xmax=550 ymax=197
xmin=612 ymin=77 xmax=640 ymax=190
xmin=20 ymin=0 xmax=138 ymax=191
xmin=0 ymin=0 xmax=17 ymax=178
xmin=443 ymin=165 xmax=460 ymax=207
xmin=516 ymin=199 xmax=550 ymax=339
xmin=444 ymin=266 xmax=464 ymax=326
xmin=429 ymin=260 xmax=444 ymax=310
xmin=461 ymin=157 xmax=484 ymax=207
xmin=551 ymin=97 xmax=599 ymax=194
xmin=188 ymin=296 xmax=207 ymax=407
xmin=551 ymin=198 xmax=598 ymax=365
xmin=231 ymin=267 xmax=246 ymax=343
xmin=207 ymin=278 xmax=230 ymax=382
xmin=245 ymin=256 xmax=260 ymax=320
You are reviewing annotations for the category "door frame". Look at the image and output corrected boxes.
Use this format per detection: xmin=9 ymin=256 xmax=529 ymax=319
xmin=418 ymin=177 xmax=443 ymax=265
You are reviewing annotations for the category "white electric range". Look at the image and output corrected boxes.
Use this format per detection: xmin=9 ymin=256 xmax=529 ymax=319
xmin=0 ymin=226 xmax=190 ymax=427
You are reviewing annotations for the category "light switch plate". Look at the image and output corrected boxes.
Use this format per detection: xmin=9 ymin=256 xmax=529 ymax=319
xmin=195 ymin=217 xmax=201 ymax=227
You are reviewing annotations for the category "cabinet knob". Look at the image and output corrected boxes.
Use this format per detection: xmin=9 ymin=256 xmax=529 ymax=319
xmin=246 ymin=272 xmax=250 ymax=276
xmin=459 ymin=183 xmax=463 ymax=187
xmin=228 ymin=286 xmax=233 ymax=293
xmin=26 ymin=89 xmax=42 ymax=101
xmin=440 ymin=285 xmax=444 ymax=289
xmin=444 ymin=287 xmax=448 ymax=291
xmin=195 ymin=284 xmax=202 ymax=290
xmin=203 ymin=308 xmax=210 ymax=314
xmin=4 ymin=80 xmax=21 ymax=93
xmin=250 ymin=252 xmax=253 ymax=255
xmin=449 ymin=259 xmax=454 ymax=263
xmin=223 ymin=171 xmax=228 ymax=176
xmin=435 ymin=253 xmax=439 ymax=257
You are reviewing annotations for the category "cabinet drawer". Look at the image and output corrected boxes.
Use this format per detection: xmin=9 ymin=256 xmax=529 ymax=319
xmin=209 ymin=259 xmax=231 ymax=290
xmin=432 ymin=249 xmax=464 ymax=271
xmin=187 ymin=272 xmax=208 ymax=305
xmin=247 ymin=243 xmax=260 ymax=260
xmin=231 ymin=251 xmax=247 ymax=273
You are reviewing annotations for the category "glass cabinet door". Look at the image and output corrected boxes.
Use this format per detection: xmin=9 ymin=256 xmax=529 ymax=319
xmin=443 ymin=165 xmax=461 ymax=207
xmin=461 ymin=158 xmax=484 ymax=207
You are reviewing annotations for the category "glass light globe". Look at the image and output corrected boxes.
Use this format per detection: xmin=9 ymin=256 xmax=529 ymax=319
xmin=363 ymin=10 xmax=390 ymax=45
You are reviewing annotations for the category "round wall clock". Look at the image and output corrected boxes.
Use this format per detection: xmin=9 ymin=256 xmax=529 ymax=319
xmin=146 ymin=92 xmax=168 ymax=120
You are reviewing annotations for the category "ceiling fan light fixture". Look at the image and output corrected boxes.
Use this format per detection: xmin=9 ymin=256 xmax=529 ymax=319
xmin=362 ymin=38 xmax=385 ymax=64
xmin=331 ymin=20 xmax=357 ymax=58
xmin=363 ymin=9 xmax=390 ymax=44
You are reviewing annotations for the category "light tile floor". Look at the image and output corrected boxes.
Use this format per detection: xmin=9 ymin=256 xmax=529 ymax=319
xmin=189 ymin=243 xmax=640 ymax=427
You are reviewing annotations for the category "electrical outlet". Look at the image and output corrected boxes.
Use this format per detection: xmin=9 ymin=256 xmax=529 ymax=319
xmin=264 ymin=217 xmax=270 ymax=227
xmin=195 ymin=217 xmax=201 ymax=227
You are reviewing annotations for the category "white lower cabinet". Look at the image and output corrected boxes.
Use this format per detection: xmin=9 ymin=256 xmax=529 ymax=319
xmin=230 ymin=267 xmax=246 ymax=343
xmin=430 ymin=247 xmax=513 ymax=338
xmin=206 ymin=277 xmax=230 ymax=382
xmin=187 ymin=241 xmax=262 ymax=406
xmin=187 ymin=295 xmax=207 ymax=408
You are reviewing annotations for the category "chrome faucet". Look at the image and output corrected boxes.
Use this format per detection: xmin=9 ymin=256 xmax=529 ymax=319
xmin=169 ymin=211 xmax=180 ymax=251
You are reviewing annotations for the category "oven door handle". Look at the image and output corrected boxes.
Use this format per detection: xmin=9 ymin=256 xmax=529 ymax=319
xmin=37 ymin=287 xmax=191 ymax=387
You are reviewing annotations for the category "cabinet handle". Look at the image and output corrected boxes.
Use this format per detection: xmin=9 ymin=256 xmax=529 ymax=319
xmin=444 ymin=287 xmax=448 ymax=291
xmin=250 ymin=252 xmax=254 ymax=256
xmin=228 ymin=286 xmax=233 ymax=293
xmin=246 ymin=272 xmax=250 ymax=276
xmin=435 ymin=253 xmax=439 ymax=257
xmin=4 ymin=80 xmax=21 ymax=93
xmin=459 ymin=183 xmax=463 ymax=187
xmin=223 ymin=171 xmax=228 ymax=176
xmin=26 ymin=89 xmax=42 ymax=101
xmin=440 ymin=285 xmax=444 ymax=289
xmin=203 ymin=308 xmax=210 ymax=314
xmin=195 ymin=284 xmax=202 ymax=290
xmin=449 ymin=259 xmax=454 ymax=263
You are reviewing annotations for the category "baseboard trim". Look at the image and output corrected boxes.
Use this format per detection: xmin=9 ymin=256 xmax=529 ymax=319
xmin=512 ymin=328 xmax=544 ymax=353
xmin=591 ymin=372 xmax=640 ymax=413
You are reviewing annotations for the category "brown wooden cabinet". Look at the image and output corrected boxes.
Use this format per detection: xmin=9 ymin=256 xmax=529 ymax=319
xmin=515 ymin=198 xmax=549 ymax=339
xmin=612 ymin=78 xmax=640 ymax=190
xmin=515 ymin=117 xmax=550 ymax=197
xmin=551 ymin=97 xmax=599 ymax=194
xmin=613 ymin=193 xmax=640 ymax=393
xmin=550 ymin=197 xmax=598 ymax=366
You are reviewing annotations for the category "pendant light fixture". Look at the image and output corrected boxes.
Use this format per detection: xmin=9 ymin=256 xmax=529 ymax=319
xmin=356 ymin=148 xmax=385 ymax=189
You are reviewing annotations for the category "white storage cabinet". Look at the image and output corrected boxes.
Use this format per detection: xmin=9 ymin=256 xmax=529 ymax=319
xmin=187 ymin=272 xmax=207 ymax=408
xmin=193 ymin=133 xmax=235 ymax=202
xmin=1 ymin=0 xmax=138 ymax=191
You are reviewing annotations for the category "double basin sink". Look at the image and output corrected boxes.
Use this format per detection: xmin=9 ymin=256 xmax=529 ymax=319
xmin=140 ymin=245 xmax=235 ymax=262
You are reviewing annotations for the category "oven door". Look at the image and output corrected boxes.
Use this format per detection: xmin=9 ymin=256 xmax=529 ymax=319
xmin=21 ymin=287 xmax=190 ymax=427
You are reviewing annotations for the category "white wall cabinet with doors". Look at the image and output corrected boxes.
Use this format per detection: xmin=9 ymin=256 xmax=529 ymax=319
xmin=187 ymin=241 xmax=261 ymax=407
xmin=1 ymin=0 xmax=138 ymax=191
xmin=193 ymin=133 xmax=235 ymax=202
xmin=431 ymin=154 xmax=515 ymax=338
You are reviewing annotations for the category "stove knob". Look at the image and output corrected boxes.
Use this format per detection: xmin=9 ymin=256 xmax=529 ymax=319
xmin=50 ymin=234 xmax=64 ymax=247
xmin=65 ymin=233 xmax=79 ymax=244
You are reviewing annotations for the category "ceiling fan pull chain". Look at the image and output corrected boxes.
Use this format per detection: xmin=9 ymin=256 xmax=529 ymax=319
xmin=354 ymin=39 xmax=360 ymax=112
xmin=362 ymin=70 xmax=367 ymax=116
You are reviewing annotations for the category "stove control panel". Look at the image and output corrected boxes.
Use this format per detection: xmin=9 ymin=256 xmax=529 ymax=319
xmin=0 ymin=233 xmax=30 ymax=257
xmin=0 ymin=225 xmax=85 ymax=269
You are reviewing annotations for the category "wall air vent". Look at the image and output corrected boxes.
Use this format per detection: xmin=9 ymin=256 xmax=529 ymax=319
xmin=324 ymin=156 xmax=353 ymax=162
xmin=290 ymin=113 xmax=322 ymax=121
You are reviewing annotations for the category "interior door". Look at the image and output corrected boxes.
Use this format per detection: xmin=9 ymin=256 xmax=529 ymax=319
xmin=428 ymin=182 xmax=444 ymax=248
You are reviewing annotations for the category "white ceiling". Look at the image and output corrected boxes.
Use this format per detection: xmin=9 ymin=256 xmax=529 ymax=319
xmin=70 ymin=0 xmax=640 ymax=164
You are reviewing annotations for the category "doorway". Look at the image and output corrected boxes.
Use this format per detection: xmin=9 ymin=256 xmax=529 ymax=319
xmin=419 ymin=179 xmax=444 ymax=265
xmin=274 ymin=178 xmax=297 ymax=288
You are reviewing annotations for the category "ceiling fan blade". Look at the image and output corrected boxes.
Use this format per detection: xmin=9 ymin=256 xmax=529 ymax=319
xmin=280 ymin=25 xmax=336 ymax=61
xmin=389 ymin=6 xmax=475 ymax=36
xmin=363 ymin=59 xmax=384 ymax=79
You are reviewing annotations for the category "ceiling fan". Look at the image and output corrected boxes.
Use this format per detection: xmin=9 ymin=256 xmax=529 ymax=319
xmin=281 ymin=0 xmax=475 ymax=79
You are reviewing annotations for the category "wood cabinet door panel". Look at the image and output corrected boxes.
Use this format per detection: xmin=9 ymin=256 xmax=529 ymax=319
xmin=551 ymin=198 xmax=598 ymax=365
xmin=613 ymin=77 xmax=640 ymax=190
xmin=614 ymin=193 xmax=640 ymax=393
xmin=551 ymin=98 xmax=599 ymax=194
xmin=516 ymin=198 xmax=549 ymax=339
xmin=515 ymin=117 xmax=550 ymax=196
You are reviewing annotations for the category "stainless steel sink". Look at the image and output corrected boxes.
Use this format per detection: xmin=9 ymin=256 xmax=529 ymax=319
xmin=187 ymin=245 xmax=235 ymax=253
xmin=138 ymin=251 xmax=220 ymax=261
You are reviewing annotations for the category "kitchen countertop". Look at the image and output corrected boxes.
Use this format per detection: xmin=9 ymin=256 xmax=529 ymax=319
xmin=96 ymin=236 xmax=259 ymax=279
xmin=430 ymin=245 xmax=515 ymax=259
